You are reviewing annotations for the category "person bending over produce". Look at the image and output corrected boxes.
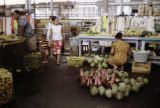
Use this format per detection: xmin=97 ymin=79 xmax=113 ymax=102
xmin=13 ymin=10 xmax=33 ymax=38
xmin=49 ymin=16 xmax=65 ymax=65
xmin=39 ymin=34 xmax=49 ymax=64
xmin=107 ymin=32 xmax=130 ymax=70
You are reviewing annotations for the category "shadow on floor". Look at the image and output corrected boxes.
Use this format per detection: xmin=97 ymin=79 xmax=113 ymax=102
xmin=2 ymin=59 xmax=160 ymax=108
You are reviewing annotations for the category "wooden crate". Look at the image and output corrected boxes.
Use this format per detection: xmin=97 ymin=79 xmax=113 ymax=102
xmin=132 ymin=62 xmax=151 ymax=73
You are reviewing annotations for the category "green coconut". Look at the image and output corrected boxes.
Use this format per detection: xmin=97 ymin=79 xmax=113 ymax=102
xmin=107 ymin=69 xmax=113 ymax=74
xmin=124 ymin=89 xmax=130 ymax=97
xmin=116 ymin=92 xmax=124 ymax=100
xmin=87 ymin=58 xmax=93 ymax=63
xmin=102 ymin=62 xmax=108 ymax=68
xmin=124 ymin=78 xmax=130 ymax=84
xmin=117 ymin=72 xmax=123 ymax=78
xmin=130 ymin=78 xmax=136 ymax=86
xmin=118 ymin=83 xmax=126 ymax=92
xmin=98 ymin=63 xmax=102 ymax=70
xmin=103 ymin=58 xmax=108 ymax=62
xmin=105 ymin=54 xmax=108 ymax=58
xmin=123 ymin=72 xmax=129 ymax=78
xmin=90 ymin=62 xmax=95 ymax=68
xmin=132 ymin=82 xmax=141 ymax=92
xmin=98 ymin=86 xmax=106 ymax=96
xmin=143 ymin=78 xmax=149 ymax=85
xmin=126 ymin=84 xmax=132 ymax=92
xmin=93 ymin=58 xmax=98 ymax=64
xmin=112 ymin=85 xmax=118 ymax=95
xmin=99 ymin=57 xmax=104 ymax=62
xmin=137 ymin=77 xmax=143 ymax=82
xmin=90 ymin=86 xmax=99 ymax=96
xmin=105 ymin=89 xmax=112 ymax=98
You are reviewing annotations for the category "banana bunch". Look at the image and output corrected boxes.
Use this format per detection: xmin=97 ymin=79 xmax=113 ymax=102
xmin=23 ymin=52 xmax=43 ymax=72
xmin=123 ymin=30 xmax=143 ymax=37
xmin=0 ymin=35 xmax=20 ymax=42
xmin=0 ymin=68 xmax=13 ymax=106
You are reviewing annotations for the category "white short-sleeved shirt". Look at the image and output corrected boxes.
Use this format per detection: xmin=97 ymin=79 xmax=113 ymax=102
xmin=51 ymin=24 xmax=63 ymax=41
xmin=44 ymin=23 xmax=52 ymax=41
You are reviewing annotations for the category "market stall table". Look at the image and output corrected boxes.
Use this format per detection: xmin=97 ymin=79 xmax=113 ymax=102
xmin=140 ymin=37 xmax=160 ymax=50
xmin=77 ymin=35 xmax=140 ymax=56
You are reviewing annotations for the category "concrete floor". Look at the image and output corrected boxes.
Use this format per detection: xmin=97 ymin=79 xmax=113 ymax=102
xmin=2 ymin=58 xmax=160 ymax=108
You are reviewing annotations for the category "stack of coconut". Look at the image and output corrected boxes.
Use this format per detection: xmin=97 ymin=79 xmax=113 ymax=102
xmin=79 ymin=68 xmax=149 ymax=100
xmin=0 ymin=68 xmax=13 ymax=105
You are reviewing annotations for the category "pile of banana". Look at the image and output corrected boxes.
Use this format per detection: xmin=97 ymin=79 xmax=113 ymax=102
xmin=0 ymin=68 xmax=13 ymax=106
xmin=23 ymin=52 xmax=43 ymax=72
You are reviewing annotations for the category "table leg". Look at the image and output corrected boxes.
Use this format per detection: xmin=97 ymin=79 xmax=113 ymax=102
xmin=136 ymin=41 xmax=139 ymax=50
xmin=141 ymin=41 xmax=146 ymax=50
xmin=79 ymin=39 xmax=82 ymax=56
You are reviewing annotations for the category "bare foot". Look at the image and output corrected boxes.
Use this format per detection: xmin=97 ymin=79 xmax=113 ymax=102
xmin=113 ymin=66 xmax=118 ymax=70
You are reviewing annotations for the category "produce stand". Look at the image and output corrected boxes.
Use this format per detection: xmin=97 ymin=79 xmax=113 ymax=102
xmin=76 ymin=35 xmax=160 ymax=64
xmin=140 ymin=37 xmax=160 ymax=50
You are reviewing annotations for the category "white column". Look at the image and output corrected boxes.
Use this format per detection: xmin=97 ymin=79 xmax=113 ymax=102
xmin=120 ymin=0 xmax=123 ymax=15
xmin=51 ymin=0 xmax=53 ymax=16
xmin=25 ymin=0 xmax=32 ymax=11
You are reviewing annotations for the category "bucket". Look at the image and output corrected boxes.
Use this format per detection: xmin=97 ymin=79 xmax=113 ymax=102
xmin=27 ymin=36 xmax=37 ymax=51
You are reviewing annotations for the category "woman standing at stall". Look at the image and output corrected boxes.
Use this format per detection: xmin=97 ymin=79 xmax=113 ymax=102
xmin=50 ymin=16 xmax=64 ymax=65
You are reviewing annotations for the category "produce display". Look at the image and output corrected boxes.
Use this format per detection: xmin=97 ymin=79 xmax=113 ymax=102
xmin=86 ymin=54 xmax=109 ymax=70
xmin=0 ymin=68 xmax=13 ymax=105
xmin=23 ymin=52 xmax=42 ymax=72
xmin=123 ymin=30 xmax=144 ymax=37
xmin=78 ymin=68 xmax=149 ymax=100
xmin=0 ymin=35 xmax=23 ymax=47
xmin=66 ymin=56 xmax=84 ymax=67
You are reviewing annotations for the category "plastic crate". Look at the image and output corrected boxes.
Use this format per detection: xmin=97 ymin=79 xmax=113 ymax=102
xmin=69 ymin=37 xmax=79 ymax=46
xmin=133 ymin=50 xmax=150 ymax=63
